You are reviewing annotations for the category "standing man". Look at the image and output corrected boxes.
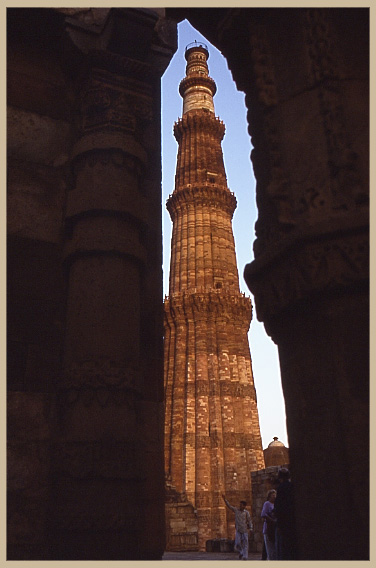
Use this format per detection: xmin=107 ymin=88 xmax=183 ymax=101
xmin=222 ymin=494 xmax=253 ymax=560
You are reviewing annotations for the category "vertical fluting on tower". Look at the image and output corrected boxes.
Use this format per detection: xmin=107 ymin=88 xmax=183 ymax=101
xmin=164 ymin=42 xmax=265 ymax=550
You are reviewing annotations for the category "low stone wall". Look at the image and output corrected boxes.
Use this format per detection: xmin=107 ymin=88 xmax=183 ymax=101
xmin=206 ymin=538 xmax=234 ymax=552
xmin=165 ymin=501 xmax=199 ymax=551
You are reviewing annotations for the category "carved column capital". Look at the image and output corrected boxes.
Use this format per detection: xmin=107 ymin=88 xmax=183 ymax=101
xmin=244 ymin=221 xmax=368 ymax=332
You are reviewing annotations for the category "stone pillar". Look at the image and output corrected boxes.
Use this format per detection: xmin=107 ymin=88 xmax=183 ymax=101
xmin=215 ymin=8 xmax=369 ymax=561
xmin=7 ymin=8 xmax=72 ymax=560
xmin=243 ymin=10 xmax=369 ymax=561
xmin=52 ymin=9 xmax=176 ymax=559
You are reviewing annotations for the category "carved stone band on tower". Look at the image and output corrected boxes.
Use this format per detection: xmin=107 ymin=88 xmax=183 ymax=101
xmin=164 ymin=42 xmax=265 ymax=552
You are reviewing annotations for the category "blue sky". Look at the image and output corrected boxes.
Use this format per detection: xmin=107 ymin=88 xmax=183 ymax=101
xmin=161 ymin=19 xmax=288 ymax=450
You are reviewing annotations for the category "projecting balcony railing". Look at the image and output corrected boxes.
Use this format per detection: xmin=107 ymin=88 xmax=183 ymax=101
xmin=185 ymin=40 xmax=208 ymax=51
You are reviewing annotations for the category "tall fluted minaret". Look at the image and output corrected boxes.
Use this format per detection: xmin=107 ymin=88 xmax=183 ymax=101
xmin=164 ymin=42 xmax=265 ymax=550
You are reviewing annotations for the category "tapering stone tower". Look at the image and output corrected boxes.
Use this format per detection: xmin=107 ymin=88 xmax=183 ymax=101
xmin=164 ymin=42 xmax=265 ymax=551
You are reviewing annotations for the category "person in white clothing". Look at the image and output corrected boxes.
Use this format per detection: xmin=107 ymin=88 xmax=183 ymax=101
xmin=222 ymin=494 xmax=253 ymax=560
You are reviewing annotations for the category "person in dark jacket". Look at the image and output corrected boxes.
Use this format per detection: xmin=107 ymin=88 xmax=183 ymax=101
xmin=274 ymin=468 xmax=297 ymax=560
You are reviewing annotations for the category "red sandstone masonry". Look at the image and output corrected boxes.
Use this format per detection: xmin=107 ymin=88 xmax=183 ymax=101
xmin=164 ymin=44 xmax=265 ymax=551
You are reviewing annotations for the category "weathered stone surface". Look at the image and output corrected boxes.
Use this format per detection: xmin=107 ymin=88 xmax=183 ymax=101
xmin=7 ymin=107 xmax=72 ymax=166
xmin=7 ymin=158 xmax=67 ymax=243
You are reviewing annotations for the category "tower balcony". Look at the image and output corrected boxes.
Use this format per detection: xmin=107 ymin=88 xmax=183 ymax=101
xmin=185 ymin=41 xmax=208 ymax=52
xmin=173 ymin=111 xmax=225 ymax=140
xmin=185 ymin=41 xmax=209 ymax=60
xmin=166 ymin=183 xmax=237 ymax=219
xmin=179 ymin=75 xmax=217 ymax=98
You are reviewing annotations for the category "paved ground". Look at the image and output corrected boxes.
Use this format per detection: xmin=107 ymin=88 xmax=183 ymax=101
xmin=162 ymin=551 xmax=262 ymax=561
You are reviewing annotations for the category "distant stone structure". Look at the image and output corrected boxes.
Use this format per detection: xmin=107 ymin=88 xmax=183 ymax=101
xmin=164 ymin=43 xmax=265 ymax=551
xmin=263 ymin=437 xmax=290 ymax=467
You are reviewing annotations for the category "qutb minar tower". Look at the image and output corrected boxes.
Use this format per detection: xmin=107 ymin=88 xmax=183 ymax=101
xmin=164 ymin=42 xmax=265 ymax=550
